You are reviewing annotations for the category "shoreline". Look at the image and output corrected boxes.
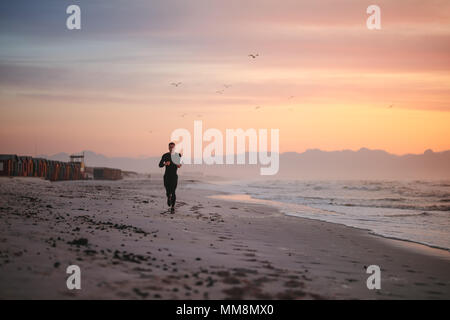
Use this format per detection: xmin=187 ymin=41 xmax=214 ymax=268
xmin=208 ymin=188 xmax=450 ymax=298
xmin=0 ymin=177 xmax=449 ymax=299
xmin=206 ymin=191 xmax=450 ymax=258
xmin=210 ymin=192 xmax=450 ymax=260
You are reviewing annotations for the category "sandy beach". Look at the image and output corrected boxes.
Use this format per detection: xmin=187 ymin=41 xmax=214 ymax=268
xmin=0 ymin=177 xmax=449 ymax=299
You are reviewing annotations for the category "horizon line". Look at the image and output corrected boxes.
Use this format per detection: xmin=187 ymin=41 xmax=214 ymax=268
xmin=19 ymin=147 xmax=450 ymax=159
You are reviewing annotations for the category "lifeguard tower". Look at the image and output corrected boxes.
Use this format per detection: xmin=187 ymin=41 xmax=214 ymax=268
xmin=69 ymin=152 xmax=86 ymax=173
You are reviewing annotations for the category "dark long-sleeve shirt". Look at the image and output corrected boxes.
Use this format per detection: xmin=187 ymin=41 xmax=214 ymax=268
xmin=158 ymin=152 xmax=180 ymax=177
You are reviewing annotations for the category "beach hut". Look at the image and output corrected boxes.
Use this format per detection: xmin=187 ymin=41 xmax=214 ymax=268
xmin=0 ymin=155 xmax=86 ymax=181
xmin=17 ymin=156 xmax=33 ymax=177
xmin=0 ymin=154 xmax=18 ymax=176
xmin=45 ymin=160 xmax=53 ymax=181
xmin=93 ymin=167 xmax=122 ymax=180
xmin=17 ymin=156 xmax=25 ymax=176
xmin=32 ymin=158 xmax=46 ymax=178
xmin=12 ymin=157 xmax=20 ymax=176
xmin=32 ymin=158 xmax=39 ymax=177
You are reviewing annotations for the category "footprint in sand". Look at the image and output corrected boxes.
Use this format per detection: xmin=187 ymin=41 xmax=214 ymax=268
xmin=222 ymin=276 xmax=241 ymax=284
xmin=284 ymin=280 xmax=304 ymax=288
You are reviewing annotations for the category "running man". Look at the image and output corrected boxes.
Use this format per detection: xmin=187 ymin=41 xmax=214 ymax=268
xmin=158 ymin=142 xmax=182 ymax=212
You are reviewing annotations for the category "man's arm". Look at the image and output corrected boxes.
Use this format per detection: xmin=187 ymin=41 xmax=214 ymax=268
xmin=158 ymin=154 xmax=166 ymax=168
xmin=177 ymin=153 xmax=182 ymax=168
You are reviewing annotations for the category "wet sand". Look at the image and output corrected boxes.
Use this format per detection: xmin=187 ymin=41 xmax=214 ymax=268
xmin=0 ymin=177 xmax=449 ymax=299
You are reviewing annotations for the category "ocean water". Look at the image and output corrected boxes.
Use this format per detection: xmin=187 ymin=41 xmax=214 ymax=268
xmin=190 ymin=180 xmax=450 ymax=250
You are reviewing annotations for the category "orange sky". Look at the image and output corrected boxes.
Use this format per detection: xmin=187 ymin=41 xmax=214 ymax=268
xmin=0 ymin=0 xmax=449 ymax=157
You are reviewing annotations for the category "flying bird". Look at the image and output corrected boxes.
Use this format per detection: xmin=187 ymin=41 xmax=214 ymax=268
xmin=216 ymin=90 xmax=224 ymax=94
xmin=223 ymin=84 xmax=232 ymax=89
xmin=248 ymin=53 xmax=259 ymax=59
xmin=388 ymin=104 xmax=394 ymax=109
xmin=255 ymin=106 xmax=261 ymax=110
xmin=171 ymin=82 xmax=182 ymax=87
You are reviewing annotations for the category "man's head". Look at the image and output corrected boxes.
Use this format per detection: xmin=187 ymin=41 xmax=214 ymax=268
xmin=168 ymin=142 xmax=175 ymax=152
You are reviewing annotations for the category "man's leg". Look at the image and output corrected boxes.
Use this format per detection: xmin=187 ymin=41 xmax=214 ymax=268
xmin=164 ymin=176 xmax=171 ymax=206
xmin=171 ymin=176 xmax=178 ymax=207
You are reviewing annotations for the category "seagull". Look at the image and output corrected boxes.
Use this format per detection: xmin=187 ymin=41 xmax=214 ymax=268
xmin=255 ymin=106 xmax=261 ymax=110
xmin=180 ymin=113 xmax=187 ymax=118
xmin=171 ymin=82 xmax=182 ymax=87
xmin=248 ymin=53 xmax=259 ymax=59
xmin=288 ymin=96 xmax=295 ymax=99
xmin=223 ymin=84 xmax=232 ymax=89
xmin=388 ymin=104 xmax=394 ymax=109
xmin=216 ymin=90 xmax=224 ymax=94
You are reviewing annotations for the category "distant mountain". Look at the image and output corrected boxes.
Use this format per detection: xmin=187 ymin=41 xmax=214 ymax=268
xmin=276 ymin=148 xmax=450 ymax=180
xmin=36 ymin=148 xmax=450 ymax=180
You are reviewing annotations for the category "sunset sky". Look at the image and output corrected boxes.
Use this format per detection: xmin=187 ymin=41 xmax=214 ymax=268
xmin=1 ymin=0 xmax=449 ymax=157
